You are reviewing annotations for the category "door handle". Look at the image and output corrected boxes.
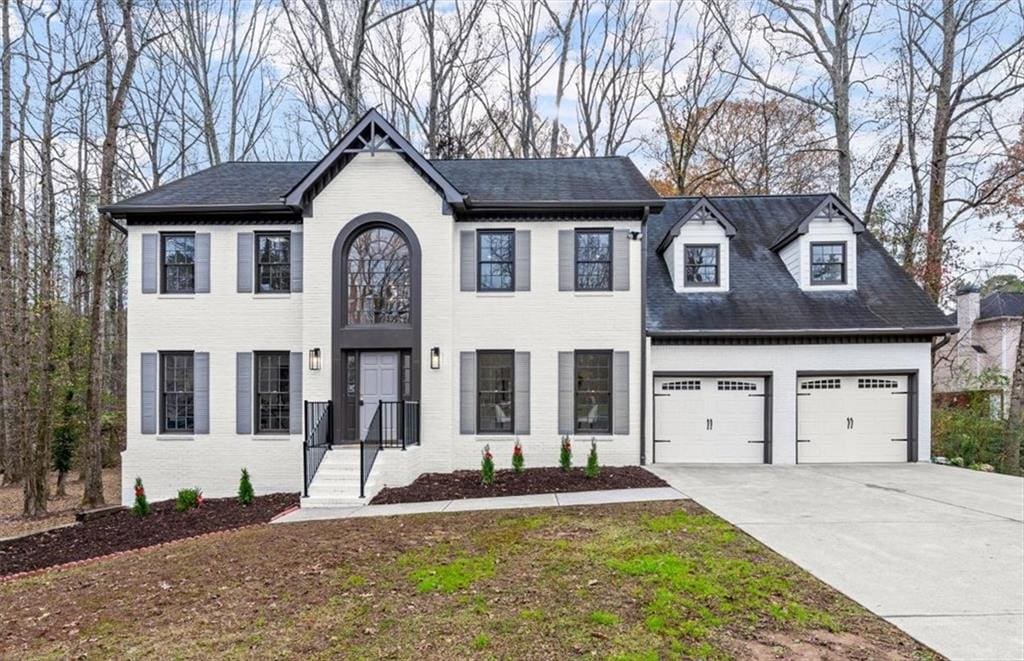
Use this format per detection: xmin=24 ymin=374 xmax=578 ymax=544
xmin=359 ymin=399 xmax=364 ymax=406
xmin=850 ymin=417 xmax=854 ymax=430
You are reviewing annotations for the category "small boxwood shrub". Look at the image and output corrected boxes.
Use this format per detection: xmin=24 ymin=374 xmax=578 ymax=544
xmin=175 ymin=487 xmax=203 ymax=512
xmin=559 ymin=436 xmax=572 ymax=471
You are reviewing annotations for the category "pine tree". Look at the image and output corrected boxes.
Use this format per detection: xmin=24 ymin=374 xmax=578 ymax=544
xmin=512 ymin=439 xmax=525 ymax=474
xmin=559 ymin=436 xmax=572 ymax=471
xmin=238 ymin=468 xmax=254 ymax=505
xmin=585 ymin=439 xmax=600 ymax=479
xmin=481 ymin=444 xmax=495 ymax=485
xmin=132 ymin=477 xmax=150 ymax=517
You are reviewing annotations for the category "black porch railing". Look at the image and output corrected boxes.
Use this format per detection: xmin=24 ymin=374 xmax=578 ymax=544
xmin=303 ymin=400 xmax=332 ymax=497
xmin=360 ymin=400 xmax=420 ymax=498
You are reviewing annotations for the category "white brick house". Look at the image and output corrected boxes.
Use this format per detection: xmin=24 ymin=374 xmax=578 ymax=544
xmin=103 ymin=110 xmax=954 ymax=505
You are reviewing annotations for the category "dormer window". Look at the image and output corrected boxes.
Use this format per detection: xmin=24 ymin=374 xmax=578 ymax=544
xmin=684 ymin=245 xmax=720 ymax=287
xmin=810 ymin=242 xmax=846 ymax=285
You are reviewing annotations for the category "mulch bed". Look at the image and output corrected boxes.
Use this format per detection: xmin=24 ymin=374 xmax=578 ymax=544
xmin=0 ymin=492 xmax=297 ymax=578
xmin=370 ymin=466 xmax=668 ymax=504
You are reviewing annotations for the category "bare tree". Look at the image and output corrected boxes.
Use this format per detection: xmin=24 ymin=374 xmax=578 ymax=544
xmin=572 ymin=0 xmax=656 ymax=157
xmin=280 ymin=0 xmax=422 ymax=149
xmin=541 ymin=0 xmax=579 ymax=157
xmin=170 ymin=0 xmax=281 ymax=164
xmin=83 ymin=0 xmax=152 ymax=508
xmin=0 ymin=0 xmax=16 ymax=486
xmin=366 ymin=0 xmax=493 ymax=158
xmin=645 ymin=0 xmax=738 ymax=194
xmin=914 ymin=0 xmax=1024 ymax=301
xmin=711 ymin=0 xmax=882 ymax=202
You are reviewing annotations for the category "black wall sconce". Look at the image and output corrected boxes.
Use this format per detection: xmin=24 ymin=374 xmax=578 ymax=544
xmin=430 ymin=346 xmax=441 ymax=369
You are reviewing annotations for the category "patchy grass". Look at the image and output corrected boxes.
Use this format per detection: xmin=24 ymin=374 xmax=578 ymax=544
xmin=0 ymin=500 xmax=937 ymax=659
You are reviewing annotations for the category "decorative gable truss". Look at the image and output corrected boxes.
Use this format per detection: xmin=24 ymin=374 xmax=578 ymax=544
xmin=769 ymin=194 xmax=864 ymax=252
xmin=656 ymin=198 xmax=736 ymax=293
xmin=772 ymin=194 xmax=864 ymax=290
xmin=655 ymin=197 xmax=736 ymax=255
xmin=283 ymin=108 xmax=466 ymax=214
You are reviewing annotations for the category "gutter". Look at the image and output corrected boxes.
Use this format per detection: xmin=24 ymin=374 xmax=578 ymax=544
xmin=648 ymin=325 xmax=961 ymax=338
xmin=98 ymin=202 xmax=293 ymax=215
xmin=464 ymin=198 xmax=666 ymax=212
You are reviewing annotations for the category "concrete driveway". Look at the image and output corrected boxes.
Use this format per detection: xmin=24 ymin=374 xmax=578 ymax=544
xmin=649 ymin=463 xmax=1024 ymax=661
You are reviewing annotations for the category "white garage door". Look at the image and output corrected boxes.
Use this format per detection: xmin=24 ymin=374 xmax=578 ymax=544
xmin=654 ymin=376 xmax=767 ymax=463
xmin=797 ymin=375 xmax=909 ymax=463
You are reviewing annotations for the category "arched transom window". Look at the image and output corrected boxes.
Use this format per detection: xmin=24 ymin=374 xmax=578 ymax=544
xmin=346 ymin=226 xmax=410 ymax=325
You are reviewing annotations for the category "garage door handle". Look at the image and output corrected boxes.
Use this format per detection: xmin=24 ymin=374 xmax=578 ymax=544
xmin=891 ymin=438 xmax=908 ymax=442
xmin=705 ymin=418 xmax=714 ymax=431
xmin=797 ymin=439 xmax=811 ymax=443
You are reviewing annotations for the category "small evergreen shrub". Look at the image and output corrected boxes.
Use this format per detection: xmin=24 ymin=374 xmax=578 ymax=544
xmin=512 ymin=439 xmax=525 ymax=473
xmin=132 ymin=477 xmax=150 ymax=517
xmin=481 ymin=444 xmax=495 ymax=486
xmin=238 ymin=468 xmax=255 ymax=505
xmin=559 ymin=436 xmax=572 ymax=471
xmin=585 ymin=439 xmax=600 ymax=479
xmin=175 ymin=487 xmax=203 ymax=512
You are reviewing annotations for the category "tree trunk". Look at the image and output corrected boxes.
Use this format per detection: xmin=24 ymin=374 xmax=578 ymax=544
xmin=84 ymin=0 xmax=143 ymax=508
xmin=24 ymin=86 xmax=58 ymax=518
xmin=1001 ymin=317 xmax=1024 ymax=475
xmin=922 ymin=0 xmax=955 ymax=302
xmin=0 ymin=0 xmax=15 ymax=487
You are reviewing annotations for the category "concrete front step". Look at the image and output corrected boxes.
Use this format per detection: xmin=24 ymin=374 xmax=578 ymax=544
xmin=301 ymin=495 xmax=367 ymax=509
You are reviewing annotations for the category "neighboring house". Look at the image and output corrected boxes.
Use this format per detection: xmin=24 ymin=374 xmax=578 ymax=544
xmin=934 ymin=286 xmax=1023 ymax=413
xmin=102 ymin=109 xmax=954 ymax=505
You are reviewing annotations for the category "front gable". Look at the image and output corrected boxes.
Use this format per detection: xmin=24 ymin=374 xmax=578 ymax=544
xmin=284 ymin=109 xmax=466 ymax=214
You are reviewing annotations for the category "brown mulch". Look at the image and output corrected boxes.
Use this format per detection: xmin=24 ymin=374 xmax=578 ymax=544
xmin=370 ymin=465 xmax=668 ymax=504
xmin=0 ymin=492 xmax=297 ymax=578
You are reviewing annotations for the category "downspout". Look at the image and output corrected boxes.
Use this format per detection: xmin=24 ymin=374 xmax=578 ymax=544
xmin=639 ymin=205 xmax=649 ymax=465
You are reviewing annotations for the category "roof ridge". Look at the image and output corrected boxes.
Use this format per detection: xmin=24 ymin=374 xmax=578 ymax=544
xmin=431 ymin=155 xmax=631 ymax=163
xmin=659 ymin=193 xmax=831 ymax=200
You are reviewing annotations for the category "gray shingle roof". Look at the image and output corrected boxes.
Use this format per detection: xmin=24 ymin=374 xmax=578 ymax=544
xmin=432 ymin=156 xmax=660 ymax=203
xmin=110 ymin=162 xmax=315 ymax=209
xmin=948 ymin=292 xmax=1024 ymax=324
xmin=981 ymin=292 xmax=1024 ymax=320
xmin=104 ymin=156 xmax=659 ymax=212
xmin=646 ymin=196 xmax=954 ymax=335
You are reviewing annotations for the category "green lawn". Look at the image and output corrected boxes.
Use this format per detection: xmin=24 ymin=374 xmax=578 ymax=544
xmin=0 ymin=500 xmax=935 ymax=659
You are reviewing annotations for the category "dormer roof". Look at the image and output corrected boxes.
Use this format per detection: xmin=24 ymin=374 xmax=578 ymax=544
xmin=656 ymin=197 xmax=737 ymax=254
xmin=646 ymin=194 xmax=956 ymax=337
xmin=769 ymin=194 xmax=865 ymax=252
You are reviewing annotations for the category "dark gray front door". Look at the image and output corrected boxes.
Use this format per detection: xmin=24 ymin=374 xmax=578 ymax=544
xmin=359 ymin=351 xmax=399 ymax=439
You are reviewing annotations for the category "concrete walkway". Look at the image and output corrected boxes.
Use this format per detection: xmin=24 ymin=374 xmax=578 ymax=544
xmin=649 ymin=463 xmax=1024 ymax=661
xmin=273 ymin=486 xmax=685 ymax=523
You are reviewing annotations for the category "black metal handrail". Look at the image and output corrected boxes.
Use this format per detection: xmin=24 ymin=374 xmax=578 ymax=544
xmin=359 ymin=400 xmax=420 ymax=498
xmin=303 ymin=400 xmax=332 ymax=497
